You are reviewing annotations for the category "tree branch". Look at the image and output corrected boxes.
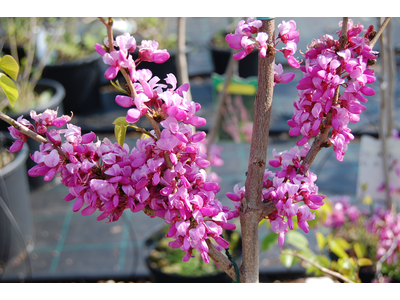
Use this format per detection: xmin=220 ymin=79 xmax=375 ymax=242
xmin=283 ymin=251 xmax=355 ymax=283
xmin=0 ymin=111 xmax=66 ymax=159
xmin=240 ymin=18 xmax=276 ymax=283
xmin=370 ymin=17 xmax=392 ymax=49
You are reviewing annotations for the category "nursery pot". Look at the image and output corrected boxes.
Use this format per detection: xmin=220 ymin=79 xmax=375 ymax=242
xmin=0 ymin=137 xmax=32 ymax=274
xmin=0 ymin=78 xmax=65 ymax=189
xmin=145 ymin=228 xmax=241 ymax=283
xmin=41 ymin=52 xmax=101 ymax=115
xmin=208 ymin=43 xmax=259 ymax=78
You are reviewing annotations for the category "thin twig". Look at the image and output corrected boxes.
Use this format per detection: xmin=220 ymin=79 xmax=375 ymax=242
xmin=283 ymin=250 xmax=355 ymax=283
xmin=378 ymin=17 xmax=391 ymax=210
xmin=301 ymin=17 xmax=391 ymax=174
xmin=99 ymin=17 xmax=173 ymax=170
xmin=370 ymin=17 xmax=392 ymax=49
xmin=206 ymin=50 xmax=238 ymax=155
xmin=176 ymin=17 xmax=192 ymax=102
xmin=0 ymin=111 xmax=66 ymax=158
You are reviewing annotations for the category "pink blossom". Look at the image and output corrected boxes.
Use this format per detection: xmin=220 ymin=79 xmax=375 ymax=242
xmin=138 ymin=40 xmax=170 ymax=63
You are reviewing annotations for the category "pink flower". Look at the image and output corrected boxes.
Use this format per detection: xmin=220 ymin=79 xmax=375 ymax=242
xmin=138 ymin=40 xmax=170 ymax=63
xmin=274 ymin=63 xmax=295 ymax=86
xmin=270 ymin=217 xmax=288 ymax=247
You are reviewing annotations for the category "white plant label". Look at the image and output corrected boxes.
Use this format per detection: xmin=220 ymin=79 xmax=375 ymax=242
xmin=357 ymin=135 xmax=400 ymax=202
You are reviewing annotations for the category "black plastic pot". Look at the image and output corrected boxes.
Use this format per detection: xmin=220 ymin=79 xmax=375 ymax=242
xmin=145 ymin=227 xmax=240 ymax=283
xmin=42 ymin=52 xmax=101 ymax=115
xmin=0 ymin=136 xmax=31 ymax=275
xmin=0 ymin=78 xmax=65 ymax=189
xmin=209 ymin=43 xmax=259 ymax=78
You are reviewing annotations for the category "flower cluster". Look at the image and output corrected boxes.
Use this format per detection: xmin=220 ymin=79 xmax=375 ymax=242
xmin=366 ymin=207 xmax=400 ymax=265
xmin=8 ymin=30 xmax=238 ymax=264
xmin=225 ymin=17 xmax=298 ymax=85
xmin=95 ymin=33 xmax=170 ymax=81
xmin=323 ymin=195 xmax=361 ymax=229
xmin=12 ymin=104 xmax=236 ymax=263
xmin=227 ymin=143 xmax=325 ymax=247
xmin=287 ymin=19 xmax=377 ymax=161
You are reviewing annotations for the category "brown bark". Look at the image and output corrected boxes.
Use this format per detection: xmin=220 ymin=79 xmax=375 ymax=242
xmin=240 ymin=19 xmax=276 ymax=283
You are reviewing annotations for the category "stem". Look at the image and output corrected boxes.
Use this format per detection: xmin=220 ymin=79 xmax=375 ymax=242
xmin=302 ymin=90 xmax=336 ymax=173
xmin=378 ymin=17 xmax=391 ymax=210
xmin=370 ymin=17 xmax=392 ymax=49
xmin=0 ymin=111 xmax=66 ymax=159
xmin=386 ymin=20 xmax=395 ymax=137
xmin=283 ymin=251 xmax=355 ymax=283
xmin=206 ymin=50 xmax=238 ymax=157
xmin=301 ymin=17 xmax=391 ymax=176
xmin=176 ymin=17 xmax=192 ymax=102
xmin=100 ymin=18 xmax=174 ymax=170
xmin=205 ymin=239 xmax=238 ymax=281
xmin=240 ymin=18 xmax=275 ymax=283
xmin=176 ymin=17 xmax=195 ymax=135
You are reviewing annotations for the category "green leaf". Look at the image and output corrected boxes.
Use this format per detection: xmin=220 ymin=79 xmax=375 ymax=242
xmin=0 ymin=73 xmax=18 ymax=107
xmin=316 ymin=231 xmax=326 ymax=251
xmin=286 ymin=230 xmax=309 ymax=251
xmin=110 ymin=80 xmax=128 ymax=94
xmin=335 ymin=238 xmax=350 ymax=250
xmin=279 ymin=251 xmax=297 ymax=268
xmin=113 ymin=116 xmax=129 ymax=127
xmin=329 ymin=239 xmax=349 ymax=259
xmin=113 ymin=116 xmax=128 ymax=147
xmin=357 ymin=258 xmax=373 ymax=267
xmin=353 ymin=242 xmax=366 ymax=259
xmin=0 ymin=55 xmax=19 ymax=80
xmin=298 ymin=248 xmax=315 ymax=259
xmin=261 ymin=232 xmax=278 ymax=252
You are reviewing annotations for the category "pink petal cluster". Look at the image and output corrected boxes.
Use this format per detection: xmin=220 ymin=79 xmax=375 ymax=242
xmin=287 ymin=20 xmax=377 ymax=161
xmin=225 ymin=18 xmax=299 ymax=83
xmin=16 ymin=108 xmax=236 ymax=264
xmin=323 ymin=195 xmax=361 ymax=228
xmin=8 ymin=116 xmax=35 ymax=153
xmin=277 ymin=20 xmax=301 ymax=68
xmin=227 ymin=143 xmax=325 ymax=247
xmin=95 ymin=33 xmax=170 ymax=81
xmin=8 ymin=110 xmax=71 ymax=153
xmin=366 ymin=207 xmax=400 ymax=265
xmin=138 ymin=40 xmax=170 ymax=63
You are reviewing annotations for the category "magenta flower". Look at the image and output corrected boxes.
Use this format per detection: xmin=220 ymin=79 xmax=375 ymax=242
xmin=138 ymin=40 xmax=170 ymax=63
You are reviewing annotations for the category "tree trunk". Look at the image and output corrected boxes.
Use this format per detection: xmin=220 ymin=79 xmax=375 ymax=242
xmin=240 ymin=18 xmax=275 ymax=283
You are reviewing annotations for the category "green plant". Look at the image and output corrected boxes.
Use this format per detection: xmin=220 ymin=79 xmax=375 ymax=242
xmin=134 ymin=17 xmax=177 ymax=50
xmin=148 ymin=227 xmax=241 ymax=277
xmin=0 ymin=54 xmax=19 ymax=107
xmin=261 ymin=197 xmax=377 ymax=282
xmin=0 ymin=55 xmax=18 ymax=168
xmin=0 ymin=17 xmax=59 ymax=113
xmin=43 ymin=17 xmax=106 ymax=63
